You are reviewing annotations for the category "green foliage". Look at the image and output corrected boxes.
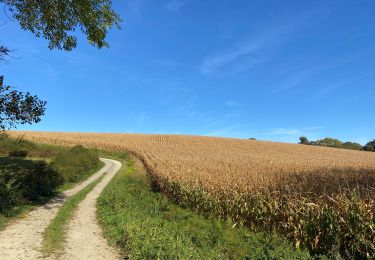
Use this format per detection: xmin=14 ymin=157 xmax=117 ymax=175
xmin=0 ymin=133 xmax=62 ymax=158
xmin=363 ymin=140 xmax=375 ymax=152
xmin=299 ymin=136 xmax=309 ymax=145
xmin=299 ymin=136 xmax=365 ymax=151
xmin=342 ymin=142 xmax=362 ymax=150
xmin=97 ymin=159 xmax=309 ymax=259
xmin=0 ymin=76 xmax=46 ymax=130
xmin=2 ymin=0 xmax=121 ymax=51
xmin=25 ymin=160 xmax=64 ymax=200
xmin=0 ymin=137 xmax=102 ymax=230
xmin=0 ymin=157 xmax=63 ymax=212
xmin=1 ymin=0 xmax=121 ymax=130
xmin=313 ymin=137 xmax=343 ymax=148
xmin=52 ymin=145 xmax=100 ymax=183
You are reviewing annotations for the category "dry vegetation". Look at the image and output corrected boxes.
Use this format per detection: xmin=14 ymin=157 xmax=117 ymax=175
xmin=10 ymin=131 xmax=375 ymax=257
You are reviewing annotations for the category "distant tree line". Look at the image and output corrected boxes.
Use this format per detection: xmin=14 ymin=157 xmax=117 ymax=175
xmin=299 ymin=137 xmax=375 ymax=152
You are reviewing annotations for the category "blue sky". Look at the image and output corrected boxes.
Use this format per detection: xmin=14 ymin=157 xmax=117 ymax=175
xmin=1 ymin=0 xmax=374 ymax=144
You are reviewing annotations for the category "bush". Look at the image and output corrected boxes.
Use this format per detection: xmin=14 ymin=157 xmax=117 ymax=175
xmin=24 ymin=161 xmax=64 ymax=200
xmin=0 ymin=158 xmax=63 ymax=212
xmin=52 ymin=145 xmax=100 ymax=183
xmin=8 ymin=150 xmax=28 ymax=157
xmin=0 ymin=169 xmax=25 ymax=212
xmin=363 ymin=140 xmax=375 ymax=152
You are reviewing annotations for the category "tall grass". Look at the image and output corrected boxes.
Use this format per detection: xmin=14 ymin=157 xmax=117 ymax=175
xmin=52 ymin=145 xmax=100 ymax=184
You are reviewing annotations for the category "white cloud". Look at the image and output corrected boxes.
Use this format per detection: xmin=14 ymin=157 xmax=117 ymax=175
xmin=166 ymin=0 xmax=185 ymax=12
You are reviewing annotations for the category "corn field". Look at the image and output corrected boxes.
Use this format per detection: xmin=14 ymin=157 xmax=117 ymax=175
xmin=10 ymin=131 xmax=375 ymax=257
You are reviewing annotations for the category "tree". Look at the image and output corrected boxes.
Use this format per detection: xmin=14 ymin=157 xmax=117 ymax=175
xmin=363 ymin=140 xmax=375 ymax=152
xmin=299 ymin=136 xmax=310 ymax=145
xmin=342 ymin=142 xmax=362 ymax=151
xmin=0 ymin=0 xmax=121 ymax=129
xmin=0 ymin=46 xmax=11 ymax=63
xmin=2 ymin=0 xmax=121 ymax=51
xmin=0 ymin=76 xmax=46 ymax=130
xmin=314 ymin=137 xmax=343 ymax=148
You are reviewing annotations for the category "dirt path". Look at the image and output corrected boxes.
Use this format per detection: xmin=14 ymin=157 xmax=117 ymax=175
xmin=0 ymin=158 xmax=116 ymax=260
xmin=58 ymin=159 xmax=122 ymax=260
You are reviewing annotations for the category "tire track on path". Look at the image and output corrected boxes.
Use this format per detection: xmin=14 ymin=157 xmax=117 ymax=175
xmin=57 ymin=158 xmax=122 ymax=260
xmin=0 ymin=158 xmax=114 ymax=260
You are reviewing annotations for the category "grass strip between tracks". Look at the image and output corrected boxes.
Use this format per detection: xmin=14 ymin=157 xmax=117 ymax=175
xmin=41 ymin=174 xmax=105 ymax=256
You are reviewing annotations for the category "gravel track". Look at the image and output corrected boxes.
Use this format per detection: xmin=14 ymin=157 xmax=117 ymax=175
xmin=57 ymin=158 xmax=122 ymax=260
xmin=0 ymin=158 xmax=119 ymax=260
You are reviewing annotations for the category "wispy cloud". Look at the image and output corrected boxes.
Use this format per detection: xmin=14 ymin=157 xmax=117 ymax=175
xmin=224 ymin=101 xmax=242 ymax=108
xmin=270 ymin=47 xmax=375 ymax=94
xmin=166 ymin=0 xmax=185 ymax=12
xmin=126 ymin=0 xmax=145 ymax=14
xmin=200 ymin=23 xmax=297 ymax=75
xmin=199 ymin=8 xmax=330 ymax=76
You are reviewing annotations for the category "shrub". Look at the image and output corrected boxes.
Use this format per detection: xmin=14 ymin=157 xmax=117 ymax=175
xmin=52 ymin=145 xmax=100 ymax=183
xmin=24 ymin=161 xmax=64 ymax=200
xmin=0 ymin=158 xmax=63 ymax=212
xmin=0 ymin=168 xmax=25 ymax=212
xmin=8 ymin=149 xmax=28 ymax=157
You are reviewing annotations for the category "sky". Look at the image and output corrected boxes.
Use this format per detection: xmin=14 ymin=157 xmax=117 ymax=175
xmin=1 ymin=0 xmax=374 ymax=144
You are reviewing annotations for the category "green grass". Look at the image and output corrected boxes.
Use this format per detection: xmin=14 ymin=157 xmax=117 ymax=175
xmin=97 ymin=157 xmax=310 ymax=259
xmin=0 ymin=133 xmax=65 ymax=158
xmin=0 ymin=135 xmax=103 ymax=230
xmin=56 ymin=161 xmax=104 ymax=192
xmin=52 ymin=145 xmax=101 ymax=184
xmin=41 ymin=174 xmax=105 ymax=257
